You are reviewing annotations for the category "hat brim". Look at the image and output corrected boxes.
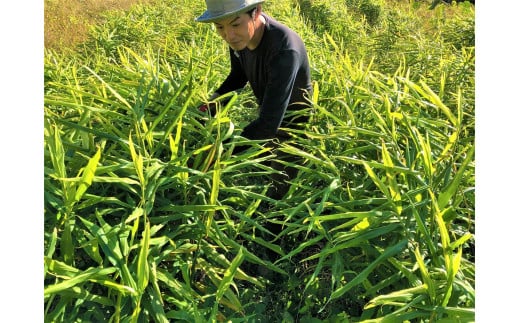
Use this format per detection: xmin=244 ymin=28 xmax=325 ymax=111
xmin=195 ymin=1 xmax=264 ymax=23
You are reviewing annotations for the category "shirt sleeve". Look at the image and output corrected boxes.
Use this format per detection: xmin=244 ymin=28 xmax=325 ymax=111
xmin=215 ymin=48 xmax=248 ymax=95
xmin=241 ymin=49 xmax=300 ymax=140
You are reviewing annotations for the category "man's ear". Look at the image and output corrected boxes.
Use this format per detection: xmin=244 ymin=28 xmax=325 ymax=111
xmin=253 ymin=5 xmax=261 ymax=19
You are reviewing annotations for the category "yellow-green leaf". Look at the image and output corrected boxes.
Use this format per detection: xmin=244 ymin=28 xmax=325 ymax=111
xmin=74 ymin=147 xmax=101 ymax=202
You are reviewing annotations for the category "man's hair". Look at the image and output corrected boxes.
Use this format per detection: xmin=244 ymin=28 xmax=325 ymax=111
xmin=246 ymin=6 xmax=260 ymax=17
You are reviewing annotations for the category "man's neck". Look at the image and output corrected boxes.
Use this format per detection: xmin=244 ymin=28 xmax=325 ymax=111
xmin=247 ymin=15 xmax=266 ymax=50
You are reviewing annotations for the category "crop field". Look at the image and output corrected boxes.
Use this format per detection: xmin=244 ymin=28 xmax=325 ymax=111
xmin=43 ymin=0 xmax=475 ymax=321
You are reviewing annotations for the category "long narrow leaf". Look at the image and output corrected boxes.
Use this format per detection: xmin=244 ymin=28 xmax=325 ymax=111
xmin=212 ymin=247 xmax=244 ymax=316
xmin=137 ymin=221 xmax=151 ymax=293
xmin=74 ymin=147 xmax=101 ymax=202
xmin=437 ymin=145 xmax=475 ymax=210
xmin=330 ymin=239 xmax=407 ymax=300
xmin=413 ymin=247 xmax=436 ymax=303
xmin=44 ymin=267 xmax=117 ymax=297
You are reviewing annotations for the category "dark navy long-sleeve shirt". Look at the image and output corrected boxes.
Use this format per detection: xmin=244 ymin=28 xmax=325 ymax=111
xmin=215 ymin=13 xmax=312 ymax=140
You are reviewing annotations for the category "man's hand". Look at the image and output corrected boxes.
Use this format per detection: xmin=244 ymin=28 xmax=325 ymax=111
xmin=197 ymin=92 xmax=222 ymax=117
xmin=195 ymin=102 xmax=217 ymax=126
xmin=198 ymin=104 xmax=209 ymax=112
xmin=197 ymin=102 xmax=217 ymax=116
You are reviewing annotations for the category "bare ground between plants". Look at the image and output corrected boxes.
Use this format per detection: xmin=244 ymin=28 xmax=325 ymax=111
xmin=44 ymin=0 xmax=155 ymax=50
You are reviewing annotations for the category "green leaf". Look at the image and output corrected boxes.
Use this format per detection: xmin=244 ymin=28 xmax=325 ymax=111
xmin=365 ymin=284 xmax=428 ymax=308
xmin=137 ymin=221 xmax=151 ymax=293
xmin=44 ymin=266 xmax=117 ymax=297
xmin=450 ymin=233 xmax=473 ymax=251
xmin=61 ymin=218 xmax=74 ymax=265
xmin=437 ymin=145 xmax=474 ymax=210
xmin=413 ymin=247 xmax=436 ymax=303
xmin=45 ymin=227 xmax=58 ymax=260
xmin=45 ymin=257 xmax=79 ymax=277
xmin=59 ymin=286 xmax=114 ymax=306
xmin=78 ymin=216 xmax=137 ymax=291
xmin=212 ymin=247 xmax=244 ymax=315
xmin=419 ymin=79 xmax=458 ymax=126
xmin=330 ymin=239 xmax=407 ymax=300
xmin=363 ymin=161 xmax=391 ymax=199
xmin=442 ymin=247 xmax=463 ymax=307
xmin=84 ymin=65 xmax=133 ymax=110
xmin=74 ymin=147 xmax=101 ymax=202
xmin=128 ymin=134 xmax=145 ymax=187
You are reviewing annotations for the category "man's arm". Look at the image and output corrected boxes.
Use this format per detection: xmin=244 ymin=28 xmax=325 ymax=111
xmin=201 ymin=49 xmax=248 ymax=117
xmin=215 ymin=48 xmax=248 ymax=96
xmin=241 ymin=49 xmax=300 ymax=140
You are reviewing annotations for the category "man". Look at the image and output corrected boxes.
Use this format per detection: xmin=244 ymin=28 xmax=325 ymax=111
xmin=195 ymin=0 xmax=313 ymax=201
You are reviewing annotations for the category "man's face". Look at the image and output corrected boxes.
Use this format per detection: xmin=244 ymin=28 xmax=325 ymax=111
xmin=214 ymin=12 xmax=255 ymax=51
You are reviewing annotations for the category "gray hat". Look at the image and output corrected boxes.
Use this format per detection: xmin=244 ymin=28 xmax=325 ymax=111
xmin=195 ymin=0 xmax=265 ymax=23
